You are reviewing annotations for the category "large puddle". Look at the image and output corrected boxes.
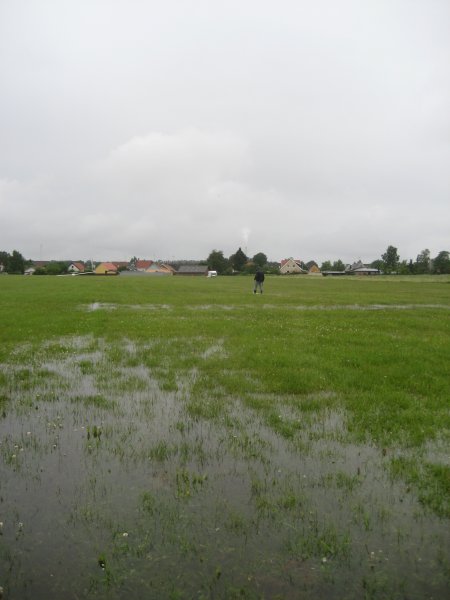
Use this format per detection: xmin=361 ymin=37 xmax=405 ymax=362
xmin=0 ymin=337 xmax=449 ymax=599
xmin=84 ymin=302 xmax=450 ymax=312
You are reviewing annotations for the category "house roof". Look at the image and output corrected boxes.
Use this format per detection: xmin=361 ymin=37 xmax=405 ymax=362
xmin=70 ymin=262 xmax=85 ymax=271
xmin=280 ymin=258 xmax=307 ymax=272
xmin=346 ymin=260 xmax=365 ymax=271
xmin=159 ymin=263 xmax=176 ymax=272
xmin=145 ymin=263 xmax=173 ymax=273
xmin=351 ymin=267 xmax=380 ymax=273
xmin=135 ymin=260 xmax=153 ymax=269
xmin=281 ymin=258 xmax=303 ymax=267
xmin=96 ymin=262 xmax=118 ymax=271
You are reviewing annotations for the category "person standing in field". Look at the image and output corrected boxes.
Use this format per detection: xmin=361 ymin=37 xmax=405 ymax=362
xmin=254 ymin=270 xmax=265 ymax=294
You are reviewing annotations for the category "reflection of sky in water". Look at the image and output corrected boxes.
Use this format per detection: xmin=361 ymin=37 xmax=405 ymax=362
xmin=0 ymin=337 xmax=449 ymax=599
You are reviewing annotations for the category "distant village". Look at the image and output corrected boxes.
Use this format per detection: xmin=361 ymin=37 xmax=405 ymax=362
xmin=1 ymin=257 xmax=380 ymax=277
xmin=1 ymin=246 xmax=448 ymax=276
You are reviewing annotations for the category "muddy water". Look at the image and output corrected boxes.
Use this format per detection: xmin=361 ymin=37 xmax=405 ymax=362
xmin=0 ymin=337 xmax=449 ymax=599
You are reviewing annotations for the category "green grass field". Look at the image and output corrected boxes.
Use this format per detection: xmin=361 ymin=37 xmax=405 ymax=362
xmin=0 ymin=274 xmax=449 ymax=599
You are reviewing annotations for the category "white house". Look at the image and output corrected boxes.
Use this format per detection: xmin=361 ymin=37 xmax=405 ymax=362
xmin=279 ymin=258 xmax=307 ymax=274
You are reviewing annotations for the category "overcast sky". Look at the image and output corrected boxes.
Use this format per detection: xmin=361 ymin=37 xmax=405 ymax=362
xmin=0 ymin=0 xmax=449 ymax=263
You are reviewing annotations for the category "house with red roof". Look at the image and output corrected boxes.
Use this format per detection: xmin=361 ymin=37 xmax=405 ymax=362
xmin=68 ymin=262 xmax=85 ymax=273
xmin=135 ymin=260 xmax=153 ymax=271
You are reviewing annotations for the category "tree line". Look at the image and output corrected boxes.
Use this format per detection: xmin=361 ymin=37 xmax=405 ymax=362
xmin=0 ymin=250 xmax=28 ymax=274
xmin=0 ymin=251 xmax=80 ymax=275
xmin=208 ymin=245 xmax=450 ymax=275
xmin=376 ymin=246 xmax=450 ymax=274
xmin=321 ymin=246 xmax=450 ymax=275
xmin=206 ymin=248 xmax=280 ymax=274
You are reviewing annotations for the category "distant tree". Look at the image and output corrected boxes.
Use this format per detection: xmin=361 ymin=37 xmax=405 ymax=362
xmin=229 ymin=247 xmax=248 ymax=272
xmin=129 ymin=257 xmax=138 ymax=270
xmin=252 ymin=252 xmax=268 ymax=269
xmin=321 ymin=260 xmax=332 ymax=272
xmin=265 ymin=261 xmax=281 ymax=275
xmin=7 ymin=250 xmax=26 ymax=274
xmin=381 ymin=245 xmax=400 ymax=274
xmin=415 ymin=249 xmax=431 ymax=274
xmin=432 ymin=250 xmax=450 ymax=274
xmin=332 ymin=259 xmax=345 ymax=271
xmin=0 ymin=251 xmax=9 ymax=271
xmin=397 ymin=260 xmax=411 ymax=275
xmin=206 ymin=250 xmax=229 ymax=274
xmin=45 ymin=262 xmax=67 ymax=275
xmin=370 ymin=259 xmax=384 ymax=271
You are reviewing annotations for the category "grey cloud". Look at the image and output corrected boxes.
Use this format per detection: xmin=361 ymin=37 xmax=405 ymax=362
xmin=0 ymin=0 xmax=449 ymax=263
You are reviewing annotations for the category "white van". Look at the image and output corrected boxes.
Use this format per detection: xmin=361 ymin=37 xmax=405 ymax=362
xmin=207 ymin=270 xmax=218 ymax=277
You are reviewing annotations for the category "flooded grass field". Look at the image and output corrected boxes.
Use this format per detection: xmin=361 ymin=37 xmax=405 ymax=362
xmin=0 ymin=275 xmax=449 ymax=599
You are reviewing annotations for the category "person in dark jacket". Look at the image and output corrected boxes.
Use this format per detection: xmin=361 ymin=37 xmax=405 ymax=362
xmin=254 ymin=270 xmax=265 ymax=294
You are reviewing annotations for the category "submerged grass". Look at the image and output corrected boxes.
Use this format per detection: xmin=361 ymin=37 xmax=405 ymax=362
xmin=0 ymin=275 xmax=449 ymax=598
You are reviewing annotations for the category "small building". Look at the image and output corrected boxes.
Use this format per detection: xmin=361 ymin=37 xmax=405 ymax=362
xmin=321 ymin=270 xmax=347 ymax=277
xmin=94 ymin=262 xmax=118 ymax=275
xmin=68 ymin=262 xmax=85 ymax=273
xmin=346 ymin=260 xmax=380 ymax=276
xmin=145 ymin=263 xmax=174 ymax=276
xmin=135 ymin=260 xmax=154 ymax=271
xmin=174 ymin=265 xmax=208 ymax=276
xmin=305 ymin=261 xmax=321 ymax=275
xmin=280 ymin=258 xmax=307 ymax=274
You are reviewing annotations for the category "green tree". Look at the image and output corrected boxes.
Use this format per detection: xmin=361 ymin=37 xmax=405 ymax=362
xmin=321 ymin=260 xmax=332 ymax=271
xmin=0 ymin=251 xmax=9 ymax=271
xmin=432 ymin=250 xmax=450 ymax=274
xmin=370 ymin=259 xmax=384 ymax=271
xmin=252 ymin=252 xmax=268 ymax=269
xmin=129 ymin=257 xmax=138 ymax=270
xmin=45 ymin=262 xmax=67 ymax=275
xmin=206 ymin=250 xmax=229 ymax=274
xmin=397 ymin=260 xmax=411 ymax=275
xmin=229 ymin=247 xmax=248 ymax=272
xmin=332 ymin=259 xmax=345 ymax=271
xmin=381 ymin=245 xmax=399 ymax=274
xmin=415 ymin=249 xmax=431 ymax=274
xmin=7 ymin=250 xmax=26 ymax=274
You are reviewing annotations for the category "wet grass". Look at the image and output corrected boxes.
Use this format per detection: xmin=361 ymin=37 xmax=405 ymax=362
xmin=0 ymin=275 xmax=449 ymax=598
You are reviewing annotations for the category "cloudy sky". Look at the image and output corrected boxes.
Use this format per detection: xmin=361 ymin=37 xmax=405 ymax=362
xmin=0 ymin=0 xmax=449 ymax=263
